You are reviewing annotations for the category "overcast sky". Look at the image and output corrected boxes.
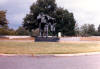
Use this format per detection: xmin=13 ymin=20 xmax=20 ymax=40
xmin=0 ymin=0 xmax=100 ymax=29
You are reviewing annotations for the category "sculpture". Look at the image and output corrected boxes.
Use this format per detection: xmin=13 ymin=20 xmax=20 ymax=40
xmin=37 ymin=13 xmax=56 ymax=37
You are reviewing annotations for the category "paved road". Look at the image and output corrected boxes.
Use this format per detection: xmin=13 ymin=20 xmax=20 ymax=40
xmin=0 ymin=54 xmax=100 ymax=69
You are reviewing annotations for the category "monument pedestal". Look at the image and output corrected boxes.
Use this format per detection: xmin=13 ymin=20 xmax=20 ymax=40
xmin=35 ymin=36 xmax=59 ymax=42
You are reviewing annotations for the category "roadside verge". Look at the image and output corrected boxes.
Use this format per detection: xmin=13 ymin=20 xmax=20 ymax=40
xmin=0 ymin=52 xmax=100 ymax=57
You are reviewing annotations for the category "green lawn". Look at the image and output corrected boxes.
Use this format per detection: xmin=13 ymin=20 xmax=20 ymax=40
xmin=0 ymin=41 xmax=100 ymax=54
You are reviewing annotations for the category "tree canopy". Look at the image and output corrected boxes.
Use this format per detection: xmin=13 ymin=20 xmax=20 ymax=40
xmin=23 ymin=0 xmax=76 ymax=36
xmin=16 ymin=26 xmax=30 ymax=35
xmin=0 ymin=10 xmax=8 ymax=26
xmin=75 ymin=24 xmax=96 ymax=36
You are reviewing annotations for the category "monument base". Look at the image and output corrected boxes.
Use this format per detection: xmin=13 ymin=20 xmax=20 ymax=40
xmin=35 ymin=36 xmax=59 ymax=42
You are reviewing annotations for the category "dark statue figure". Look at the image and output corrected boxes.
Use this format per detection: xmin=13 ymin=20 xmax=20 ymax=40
xmin=37 ymin=13 xmax=56 ymax=37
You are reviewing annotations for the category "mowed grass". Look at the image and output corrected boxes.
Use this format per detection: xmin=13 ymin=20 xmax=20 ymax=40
xmin=0 ymin=41 xmax=100 ymax=54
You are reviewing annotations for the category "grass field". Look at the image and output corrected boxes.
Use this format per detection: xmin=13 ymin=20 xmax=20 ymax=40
xmin=0 ymin=41 xmax=100 ymax=54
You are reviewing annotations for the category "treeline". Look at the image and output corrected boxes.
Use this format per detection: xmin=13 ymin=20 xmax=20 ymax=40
xmin=0 ymin=26 xmax=39 ymax=36
xmin=75 ymin=24 xmax=100 ymax=36
xmin=1 ymin=23 xmax=100 ymax=36
xmin=0 ymin=26 xmax=28 ymax=36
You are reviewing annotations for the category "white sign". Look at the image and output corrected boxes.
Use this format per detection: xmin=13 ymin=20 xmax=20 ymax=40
xmin=58 ymin=32 xmax=61 ymax=37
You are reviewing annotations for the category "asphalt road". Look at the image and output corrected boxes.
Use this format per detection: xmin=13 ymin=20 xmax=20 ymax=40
xmin=0 ymin=54 xmax=100 ymax=69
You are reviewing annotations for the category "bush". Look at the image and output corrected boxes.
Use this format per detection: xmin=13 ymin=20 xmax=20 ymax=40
xmin=0 ymin=28 xmax=16 ymax=35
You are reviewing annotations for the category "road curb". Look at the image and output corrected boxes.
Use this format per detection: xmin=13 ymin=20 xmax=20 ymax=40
xmin=54 ymin=52 xmax=100 ymax=57
xmin=0 ymin=52 xmax=100 ymax=57
xmin=0 ymin=54 xmax=32 ymax=57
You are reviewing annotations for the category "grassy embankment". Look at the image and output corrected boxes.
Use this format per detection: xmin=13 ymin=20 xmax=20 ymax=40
xmin=0 ymin=41 xmax=100 ymax=54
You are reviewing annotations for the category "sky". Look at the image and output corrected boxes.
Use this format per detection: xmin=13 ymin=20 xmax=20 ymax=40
xmin=0 ymin=0 xmax=100 ymax=29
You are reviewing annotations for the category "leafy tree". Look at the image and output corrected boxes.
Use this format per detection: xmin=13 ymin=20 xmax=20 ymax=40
xmin=0 ymin=27 xmax=16 ymax=35
xmin=8 ymin=28 xmax=16 ymax=35
xmin=16 ymin=26 xmax=30 ymax=35
xmin=23 ymin=0 xmax=76 ymax=36
xmin=95 ymin=24 xmax=100 ymax=36
xmin=80 ymin=24 xmax=89 ymax=36
xmin=0 ymin=10 xmax=9 ymax=35
xmin=98 ymin=24 xmax=100 ymax=32
xmin=0 ymin=28 xmax=9 ymax=35
xmin=87 ymin=24 xmax=96 ymax=35
xmin=80 ymin=24 xmax=96 ymax=36
xmin=54 ymin=8 xmax=76 ymax=36
xmin=0 ymin=10 xmax=8 ymax=26
xmin=0 ymin=10 xmax=17 ymax=35
xmin=75 ymin=24 xmax=80 ymax=36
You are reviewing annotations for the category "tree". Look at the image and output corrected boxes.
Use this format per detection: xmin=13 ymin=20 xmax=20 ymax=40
xmin=75 ymin=24 xmax=80 ymax=36
xmin=80 ymin=24 xmax=96 ymax=36
xmin=54 ymin=8 xmax=76 ymax=36
xmin=0 ymin=10 xmax=9 ymax=35
xmin=0 ymin=27 xmax=17 ymax=35
xmin=98 ymin=24 xmax=100 ymax=32
xmin=95 ymin=24 xmax=100 ymax=36
xmin=80 ymin=24 xmax=89 ymax=36
xmin=16 ymin=26 xmax=30 ymax=35
xmin=87 ymin=24 xmax=96 ymax=35
xmin=23 ymin=0 xmax=76 ymax=36
xmin=0 ymin=10 xmax=8 ymax=26
xmin=0 ymin=10 xmax=17 ymax=35
xmin=8 ymin=28 xmax=16 ymax=35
